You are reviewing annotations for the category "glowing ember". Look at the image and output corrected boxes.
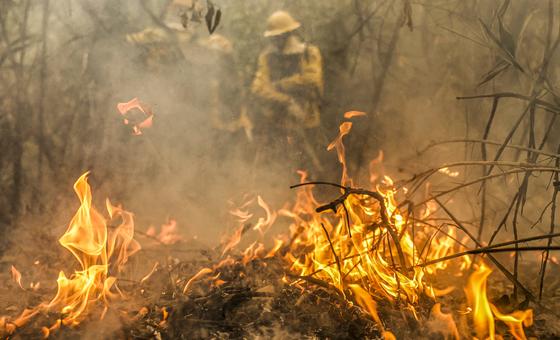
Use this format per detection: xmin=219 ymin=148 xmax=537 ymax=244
xmin=343 ymin=110 xmax=367 ymax=119
xmin=10 ymin=265 xmax=24 ymax=290
xmin=117 ymin=97 xmax=154 ymax=135
xmin=438 ymin=167 xmax=460 ymax=178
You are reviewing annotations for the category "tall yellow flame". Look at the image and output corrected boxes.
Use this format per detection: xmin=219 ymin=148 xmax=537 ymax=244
xmin=465 ymin=263 xmax=495 ymax=339
xmin=42 ymin=172 xmax=140 ymax=332
xmin=465 ymin=263 xmax=533 ymax=340
xmin=3 ymin=172 xmax=140 ymax=337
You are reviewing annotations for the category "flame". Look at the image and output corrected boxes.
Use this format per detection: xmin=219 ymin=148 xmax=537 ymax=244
xmin=159 ymin=307 xmax=169 ymax=326
xmin=140 ymin=262 xmax=160 ymax=284
xmin=221 ymin=224 xmax=250 ymax=256
xmin=265 ymin=238 xmax=285 ymax=258
xmin=252 ymin=195 xmax=277 ymax=234
xmin=146 ymin=219 xmax=183 ymax=245
xmin=284 ymin=168 xmax=444 ymax=309
xmin=229 ymin=208 xmax=253 ymax=223
xmin=343 ymin=111 xmax=367 ymax=119
xmin=183 ymin=267 xmax=213 ymax=294
xmin=10 ymin=265 xmax=24 ymax=290
xmin=46 ymin=173 xmax=140 ymax=326
xmin=275 ymin=120 xmax=480 ymax=321
xmin=424 ymin=227 xmax=457 ymax=275
xmin=241 ymin=242 xmax=265 ymax=264
xmin=3 ymin=172 xmax=140 ymax=336
xmin=327 ymin=121 xmax=353 ymax=186
xmin=438 ymin=167 xmax=460 ymax=178
xmin=465 ymin=263 xmax=533 ymax=340
xmin=491 ymin=306 xmax=533 ymax=340
xmin=348 ymin=284 xmax=383 ymax=328
xmin=269 ymin=119 xmax=533 ymax=338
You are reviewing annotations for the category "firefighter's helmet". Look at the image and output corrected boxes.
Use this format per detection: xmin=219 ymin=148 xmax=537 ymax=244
xmin=264 ymin=11 xmax=301 ymax=37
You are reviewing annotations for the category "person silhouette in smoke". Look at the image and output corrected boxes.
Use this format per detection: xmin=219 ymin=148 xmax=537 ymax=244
xmin=251 ymin=10 xmax=325 ymax=176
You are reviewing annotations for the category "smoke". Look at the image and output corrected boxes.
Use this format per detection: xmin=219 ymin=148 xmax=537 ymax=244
xmin=1 ymin=0 xmax=558 ymax=247
xmin=1 ymin=1 xmax=559 ymax=338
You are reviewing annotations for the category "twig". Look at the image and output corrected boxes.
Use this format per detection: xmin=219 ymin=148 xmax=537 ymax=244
xmin=488 ymin=192 xmax=519 ymax=245
xmin=417 ymin=138 xmax=560 ymax=159
xmin=539 ymin=143 xmax=560 ymax=299
xmin=292 ymin=182 xmax=408 ymax=272
xmin=478 ymin=98 xmax=499 ymax=240
xmin=410 ymin=167 xmax=560 ymax=209
xmin=434 ymin=198 xmax=537 ymax=304
xmin=320 ymin=223 xmax=344 ymax=286
xmin=286 ymin=273 xmax=344 ymax=297
xmin=418 ymin=245 xmax=560 ymax=267
xmin=404 ymin=160 xmax=555 ymax=199
xmin=456 ymin=93 xmax=560 ymax=114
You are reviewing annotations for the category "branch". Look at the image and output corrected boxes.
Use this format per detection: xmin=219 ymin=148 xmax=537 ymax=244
xmin=457 ymin=93 xmax=560 ymax=114
xmin=292 ymin=182 xmax=408 ymax=272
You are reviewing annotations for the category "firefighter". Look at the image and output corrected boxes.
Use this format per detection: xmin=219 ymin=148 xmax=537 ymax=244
xmin=201 ymin=34 xmax=252 ymax=159
xmin=251 ymin=10 xmax=324 ymax=173
xmin=125 ymin=0 xmax=193 ymax=73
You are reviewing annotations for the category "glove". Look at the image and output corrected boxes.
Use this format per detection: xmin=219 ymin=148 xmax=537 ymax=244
xmin=287 ymin=100 xmax=305 ymax=120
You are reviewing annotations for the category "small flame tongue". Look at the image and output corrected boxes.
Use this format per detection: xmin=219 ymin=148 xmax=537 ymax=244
xmin=465 ymin=263 xmax=533 ymax=340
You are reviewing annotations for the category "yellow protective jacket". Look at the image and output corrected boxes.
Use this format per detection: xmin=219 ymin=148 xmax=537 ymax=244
xmin=251 ymin=42 xmax=323 ymax=129
xmin=126 ymin=26 xmax=189 ymax=71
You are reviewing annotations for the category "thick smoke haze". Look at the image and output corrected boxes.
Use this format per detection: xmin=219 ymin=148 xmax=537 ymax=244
xmin=0 ymin=0 xmax=558 ymax=249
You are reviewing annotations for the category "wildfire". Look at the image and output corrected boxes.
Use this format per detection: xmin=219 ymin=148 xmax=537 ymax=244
xmin=3 ymin=172 xmax=140 ymax=337
xmin=280 ymin=116 xmax=461 ymax=324
xmin=2 ymin=111 xmax=538 ymax=339
xmin=235 ymin=114 xmax=535 ymax=339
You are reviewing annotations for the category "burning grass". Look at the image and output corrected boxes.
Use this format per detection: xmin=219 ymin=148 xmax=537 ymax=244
xmin=1 ymin=115 xmax=559 ymax=339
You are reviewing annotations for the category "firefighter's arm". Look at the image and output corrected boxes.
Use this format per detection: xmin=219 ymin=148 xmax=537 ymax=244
xmin=126 ymin=27 xmax=168 ymax=45
xmin=251 ymin=52 xmax=292 ymax=105
xmin=275 ymin=46 xmax=323 ymax=95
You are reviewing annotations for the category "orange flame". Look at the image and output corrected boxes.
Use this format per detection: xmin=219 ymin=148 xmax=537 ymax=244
xmin=46 ymin=173 xmax=140 ymax=326
xmin=146 ymin=219 xmax=183 ymax=245
xmin=343 ymin=111 xmax=367 ymax=119
xmin=221 ymin=224 xmax=249 ymax=256
xmin=327 ymin=121 xmax=353 ymax=186
xmin=183 ymin=267 xmax=213 ymax=294
xmin=3 ymin=172 xmax=140 ymax=336
xmin=276 ymin=119 xmax=509 ymax=336
xmin=252 ymin=195 xmax=277 ymax=234
xmin=10 ymin=265 xmax=24 ymax=290
xmin=465 ymin=263 xmax=533 ymax=340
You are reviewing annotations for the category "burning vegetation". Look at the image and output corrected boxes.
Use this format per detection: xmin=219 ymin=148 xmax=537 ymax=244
xmin=0 ymin=116 xmax=553 ymax=339
xmin=1 ymin=0 xmax=560 ymax=339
